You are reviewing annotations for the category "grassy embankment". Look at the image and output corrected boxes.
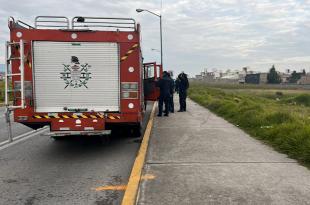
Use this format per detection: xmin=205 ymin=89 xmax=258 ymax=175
xmin=189 ymin=82 xmax=310 ymax=167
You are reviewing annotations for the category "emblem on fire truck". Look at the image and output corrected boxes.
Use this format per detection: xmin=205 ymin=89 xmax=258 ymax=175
xmin=60 ymin=56 xmax=92 ymax=89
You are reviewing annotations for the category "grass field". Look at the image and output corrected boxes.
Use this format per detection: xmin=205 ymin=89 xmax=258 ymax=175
xmin=0 ymin=81 xmax=4 ymax=104
xmin=189 ymin=82 xmax=310 ymax=167
xmin=0 ymin=81 xmax=13 ymax=105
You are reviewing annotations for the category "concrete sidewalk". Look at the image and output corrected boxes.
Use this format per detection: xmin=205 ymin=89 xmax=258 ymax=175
xmin=137 ymin=98 xmax=310 ymax=205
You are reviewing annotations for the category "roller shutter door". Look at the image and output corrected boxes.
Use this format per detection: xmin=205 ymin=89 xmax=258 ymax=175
xmin=33 ymin=41 xmax=120 ymax=112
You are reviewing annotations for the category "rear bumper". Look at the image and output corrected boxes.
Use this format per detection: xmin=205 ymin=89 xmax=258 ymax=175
xmin=45 ymin=130 xmax=111 ymax=137
xmin=15 ymin=112 xmax=141 ymax=124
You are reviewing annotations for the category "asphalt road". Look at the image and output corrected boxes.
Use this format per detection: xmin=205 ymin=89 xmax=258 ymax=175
xmin=0 ymin=102 xmax=154 ymax=205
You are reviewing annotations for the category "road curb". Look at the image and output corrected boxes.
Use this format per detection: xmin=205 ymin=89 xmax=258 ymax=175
xmin=121 ymin=102 xmax=157 ymax=205
xmin=0 ymin=126 xmax=49 ymax=151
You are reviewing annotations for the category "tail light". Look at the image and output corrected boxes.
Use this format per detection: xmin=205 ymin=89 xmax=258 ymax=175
xmin=121 ymin=82 xmax=138 ymax=99
xmin=121 ymin=91 xmax=138 ymax=99
xmin=121 ymin=82 xmax=138 ymax=90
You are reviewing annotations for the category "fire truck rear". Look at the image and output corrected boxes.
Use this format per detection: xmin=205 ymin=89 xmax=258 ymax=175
xmin=5 ymin=16 xmax=161 ymax=137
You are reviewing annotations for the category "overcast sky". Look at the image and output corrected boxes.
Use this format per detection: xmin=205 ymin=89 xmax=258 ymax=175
xmin=1 ymin=0 xmax=310 ymax=76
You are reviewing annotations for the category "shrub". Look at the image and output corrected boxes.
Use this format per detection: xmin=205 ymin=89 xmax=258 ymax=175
xmin=275 ymin=91 xmax=283 ymax=97
xmin=264 ymin=112 xmax=294 ymax=125
xmin=294 ymin=94 xmax=310 ymax=106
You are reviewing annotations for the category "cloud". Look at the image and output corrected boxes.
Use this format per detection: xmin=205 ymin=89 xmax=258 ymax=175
xmin=0 ymin=0 xmax=310 ymax=76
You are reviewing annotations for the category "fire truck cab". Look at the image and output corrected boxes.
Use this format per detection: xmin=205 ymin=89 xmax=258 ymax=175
xmin=5 ymin=16 xmax=162 ymax=137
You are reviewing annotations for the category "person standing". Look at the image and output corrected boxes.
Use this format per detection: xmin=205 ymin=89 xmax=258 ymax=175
xmin=156 ymin=71 xmax=173 ymax=117
xmin=177 ymin=72 xmax=189 ymax=112
xmin=167 ymin=71 xmax=175 ymax=113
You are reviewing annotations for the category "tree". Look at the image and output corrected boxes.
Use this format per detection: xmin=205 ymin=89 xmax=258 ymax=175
xmin=289 ymin=71 xmax=298 ymax=83
xmin=267 ymin=65 xmax=281 ymax=84
xmin=289 ymin=70 xmax=303 ymax=83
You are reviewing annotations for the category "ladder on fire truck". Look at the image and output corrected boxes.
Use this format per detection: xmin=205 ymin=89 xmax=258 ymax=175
xmin=4 ymin=39 xmax=26 ymax=142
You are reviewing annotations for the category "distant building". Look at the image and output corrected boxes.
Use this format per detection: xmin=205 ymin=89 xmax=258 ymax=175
xmin=238 ymin=67 xmax=248 ymax=84
xmin=245 ymin=73 xmax=267 ymax=84
xmin=194 ymin=67 xmax=268 ymax=84
xmin=298 ymin=74 xmax=310 ymax=85
xmin=195 ymin=74 xmax=203 ymax=80
xmin=280 ymin=73 xmax=291 ymax=84
xmin=245 ymin=74 xmax=260 ymax=84
xmin=221 ymin=73 xmax=239 ymax=80
xmin=203 ymin=72 xmax=216 ymax=81
xmin=260 ymin=73 xmax=268 ymax=84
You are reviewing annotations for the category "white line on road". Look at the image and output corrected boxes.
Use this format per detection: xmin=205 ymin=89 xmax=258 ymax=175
xmin=0 ymin=126 xmax=49 ymax=151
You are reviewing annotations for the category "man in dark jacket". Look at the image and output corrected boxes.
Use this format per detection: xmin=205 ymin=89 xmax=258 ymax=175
xmin=156 ymin=71 xmax=173 ymax=117
xmin=167 ymin=71 xmax=175 ymax=113
xmin=176 ymin=72 xmax=189 ymax=112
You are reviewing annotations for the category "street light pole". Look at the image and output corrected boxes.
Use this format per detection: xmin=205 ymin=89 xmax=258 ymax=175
xmin=136 ymin=9 xmax=163 ymax=67
xmin=159 ymin=15 xmax=163 ymax=67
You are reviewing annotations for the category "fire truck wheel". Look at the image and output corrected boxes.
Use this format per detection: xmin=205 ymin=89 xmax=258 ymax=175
xmin=129 ymin=124 xmax=142 ymax=138
xmin=98 ymin=135 xmax=111 ymax=144
xmin=51 ymin=136 xmax=65 ymax=141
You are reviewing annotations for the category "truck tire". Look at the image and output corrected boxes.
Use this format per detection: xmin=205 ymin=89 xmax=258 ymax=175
xmin=129 ymin=124 xmax=142 ymax=138
xmin=51 ymin=136 xmax=65 ymax=141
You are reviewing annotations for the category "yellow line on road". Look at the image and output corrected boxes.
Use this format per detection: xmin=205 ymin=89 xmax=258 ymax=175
xmin=141 ymin=174 xmax=156 ymax=181
xmin=92 ymin=174 xmax=156 ymax=192
xmin=93 ymin=185 xmax=127 ymax=191
xmin=121 ymin=102 xmax=157 ymax=205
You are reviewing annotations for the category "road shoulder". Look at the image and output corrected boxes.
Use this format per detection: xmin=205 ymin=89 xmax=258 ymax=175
xmin=136 ymin=98 xmax=310 ymax=205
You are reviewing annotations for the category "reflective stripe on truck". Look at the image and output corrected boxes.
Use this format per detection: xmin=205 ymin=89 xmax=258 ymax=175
xmin=33 ymin=114 xmax=121 ymax=119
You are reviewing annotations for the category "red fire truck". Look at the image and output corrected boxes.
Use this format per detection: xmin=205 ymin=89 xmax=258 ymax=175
xmin=5 ymin=16 xmax=162 ymax=137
